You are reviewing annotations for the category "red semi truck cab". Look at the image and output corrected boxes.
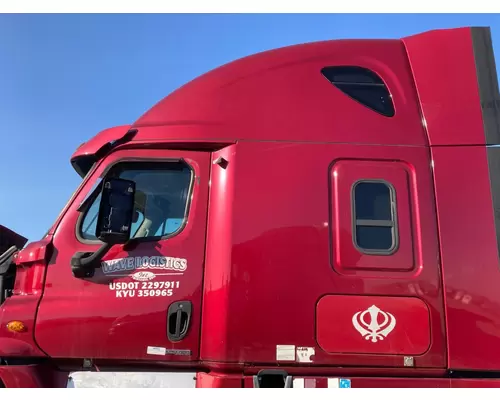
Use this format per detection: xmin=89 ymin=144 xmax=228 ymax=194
xmin=2 ymin=25 xmax=500 ymax=388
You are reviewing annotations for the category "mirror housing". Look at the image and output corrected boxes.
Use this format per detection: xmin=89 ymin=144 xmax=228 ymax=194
xmin=95 ymin=177 xmax=136 ymax=245
xmin=71 ymin=177 xmax=136 ymax=279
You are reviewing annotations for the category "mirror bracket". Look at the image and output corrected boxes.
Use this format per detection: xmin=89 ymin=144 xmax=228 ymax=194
xmin=71 ymin=242 xmax=113 ymax=278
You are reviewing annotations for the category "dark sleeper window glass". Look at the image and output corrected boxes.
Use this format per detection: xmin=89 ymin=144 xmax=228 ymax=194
xmin=353 ymin=181 xmax=397 ymax=253
xmin=321 ymin=66 xmax=395 ymax=117
xmin=80 ymin=162 xmax=192 ymax=241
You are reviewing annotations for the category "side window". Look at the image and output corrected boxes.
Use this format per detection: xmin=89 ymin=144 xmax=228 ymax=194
xmin=321 ymin=66 xmax=395 ymax=117
xmin=80 ymin=194 xmax=145 ymax=240
xmin=79 ymin=161 xmax=192 ymax=241
xmin=352 ymin=181 xmax=397 ymax=254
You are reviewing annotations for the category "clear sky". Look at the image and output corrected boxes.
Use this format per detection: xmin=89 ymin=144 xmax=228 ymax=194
xmin=1 ymin=13 xmax=500 ymax=242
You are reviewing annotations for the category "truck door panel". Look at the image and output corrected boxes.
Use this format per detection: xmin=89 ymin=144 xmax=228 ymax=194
xmin=34 ymin=149 xmax=210 ymax=361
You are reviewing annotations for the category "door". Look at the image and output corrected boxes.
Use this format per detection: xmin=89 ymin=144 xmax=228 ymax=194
xmin=317 ymin=151 xmax=445 ymax=366
xmin=34 ymin=148 xmax=210 ymax=361
xmin=318 ymin=157 xmax=442 ymax=360
xmin=216 ymin=141 xmax=446 ymax=368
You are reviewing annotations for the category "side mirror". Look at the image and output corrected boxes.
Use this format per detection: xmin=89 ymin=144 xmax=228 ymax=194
xmin=71 ymin=177 xmax=136 ymax=279
xmin=95 ymin=177 xmax=136 ymax=245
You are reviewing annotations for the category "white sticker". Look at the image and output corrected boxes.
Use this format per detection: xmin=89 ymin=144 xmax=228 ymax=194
xmin=296 ymin=346 xmax=315 ymax=363
xmin=276 ymin=345 xmax=295 ymax=361
xmin=165 ymin=349 xmax=191 ymax=356
xmin=293 ymin=378 xmax=305 ymax=388
xmin=147 ymin=346 xmax=166 ymax=356
xmin=328 ymin=378 xmax=339 ymax=388
xmin=108 ymin=280 xmax=180 ymax=298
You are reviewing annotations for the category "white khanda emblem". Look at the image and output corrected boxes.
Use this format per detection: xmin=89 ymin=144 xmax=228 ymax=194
xmin=352 ymin=305 xmax=396 ymax=343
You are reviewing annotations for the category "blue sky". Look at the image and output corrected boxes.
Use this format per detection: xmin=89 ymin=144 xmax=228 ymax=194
xmin=1 ymin=13 xmax=500 ymax=242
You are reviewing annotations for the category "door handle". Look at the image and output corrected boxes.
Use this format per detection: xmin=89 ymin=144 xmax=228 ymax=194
xmin=167 ymin=301 xmax=192 ymax=342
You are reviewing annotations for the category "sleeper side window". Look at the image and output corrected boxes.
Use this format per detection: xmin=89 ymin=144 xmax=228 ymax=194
xmin=321 ymin=66 xmax=395 ymax=117
xmin=352 ymin=181 xmax=398 ymax=254
xmin=79 ymin=161 xmax=193 ymax=242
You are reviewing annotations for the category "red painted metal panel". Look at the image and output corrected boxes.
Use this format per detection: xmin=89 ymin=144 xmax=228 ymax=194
xmin=199 ymin=146 xmax=237 ymax=362
xmin=316 ymin=295 xmax=430 ymax=355
xmin=196 ymin=372 xmax=242 ymax=388
xmin=451 ymin=379 xmax=500 ymax=388
xmin=0 ymin=294 xmax=46 ymax=358
xmin=347 ymin=377 xmax=450 ymax=388
xmin=200 ymin=141 xmax=444 ymax=368
xmin=403 ymin=27 xmax=486 ymax=146
xmin=70 ymin=125 xmax=131 ymax=169
xmin=0 ymin=239 xmax=52 ymax=358
xmin=431 ymin=146 xmax=500 ymax=370
xmin=132 ymin=40 xmax=427 ymax=147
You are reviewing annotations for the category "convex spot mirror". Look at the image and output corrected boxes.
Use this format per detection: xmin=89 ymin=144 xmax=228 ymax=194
xmin=95 ymin=177 xmax=136 ymax=245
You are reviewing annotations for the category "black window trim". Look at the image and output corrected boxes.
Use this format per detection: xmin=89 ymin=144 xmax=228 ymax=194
xmin=75 ymin=157 xmax=195 ymax=246
xmin=351 ymin=179 xmax=399 ymax=255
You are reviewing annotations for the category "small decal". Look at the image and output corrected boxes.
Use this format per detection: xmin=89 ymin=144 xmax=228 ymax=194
xmin=147 ymin=346 xmax=166 ymax=356
xmin=293 ymin=378 xmax=305 ymax=388
xmin=131 ymin=271 xmax=156 ymax=281
xmin=339 ymin=379 xmax=351 ymax=388
xmin=276 ymin=345 xmax=295 ymax=361
xmin=327 ymin=378 xmax=339 ymax=388
xmin=352 ymin=305 xmax=396 ymax=343
xmin=164 ymin=349 xmax=192 ymax=356
xmin=404 ymin=356 xmax=414 ymax=367
xmin=101 ymin=256 xmax=187 ymax=275
xmin=296 ymin=346 xmax=315 ymax=363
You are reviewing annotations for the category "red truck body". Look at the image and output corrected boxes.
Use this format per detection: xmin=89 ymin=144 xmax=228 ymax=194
xmin=1 ymin=25 xmax=500 ymax=388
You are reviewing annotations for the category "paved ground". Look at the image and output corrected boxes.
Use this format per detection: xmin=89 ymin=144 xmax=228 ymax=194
xmin=68 ymin=372 xmax=197 ymax=388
